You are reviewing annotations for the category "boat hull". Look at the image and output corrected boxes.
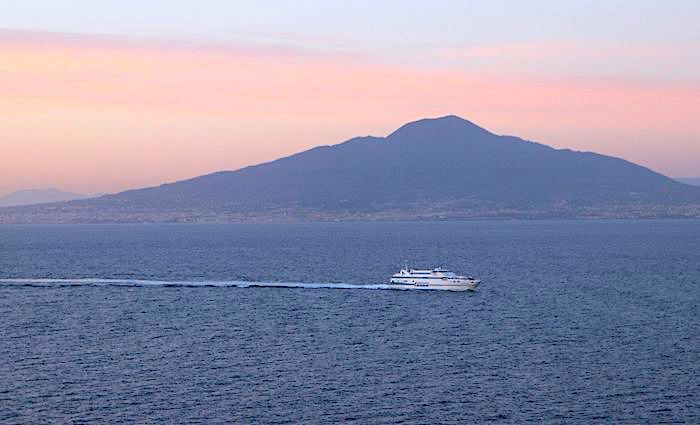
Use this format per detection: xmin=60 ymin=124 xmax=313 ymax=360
xmin=387 ymin=279 xmax=480 ymax=291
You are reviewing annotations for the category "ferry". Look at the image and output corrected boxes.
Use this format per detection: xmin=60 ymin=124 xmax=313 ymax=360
xmin=389 ymin=263 xmax=480 ymax=291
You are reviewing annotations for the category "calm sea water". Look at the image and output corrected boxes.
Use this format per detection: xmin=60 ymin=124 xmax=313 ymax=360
xmin=0 ymin=221 xmax=698 ymax=424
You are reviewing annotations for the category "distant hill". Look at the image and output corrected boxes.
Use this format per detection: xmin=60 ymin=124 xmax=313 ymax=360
xmin=0 ymin=188 xmax=96 ymax=208
xmin=676 ymin=178 xmax=700 ymax=186
xmin=1 ymin=116 xmax=699 ymax=223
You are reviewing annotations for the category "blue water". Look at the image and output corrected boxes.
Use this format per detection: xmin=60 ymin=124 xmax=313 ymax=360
xmin=0 ymin=221 xmax=698 ymax=424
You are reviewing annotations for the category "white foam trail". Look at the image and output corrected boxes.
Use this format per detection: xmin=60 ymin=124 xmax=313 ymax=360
xmin=0 ymin=278 xmax=469 ymax=291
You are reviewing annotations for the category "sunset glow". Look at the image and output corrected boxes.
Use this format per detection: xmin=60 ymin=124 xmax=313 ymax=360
xmin=1 ymin=1 xmax=699 ymax=194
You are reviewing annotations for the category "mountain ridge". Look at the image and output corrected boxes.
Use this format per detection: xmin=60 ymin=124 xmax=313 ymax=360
xmin=1 ymin=116 xmax=699 ymax=223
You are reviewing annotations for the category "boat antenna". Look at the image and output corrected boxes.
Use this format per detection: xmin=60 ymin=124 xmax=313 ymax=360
xmin=405 ymin=259 xmax=408 ymax=271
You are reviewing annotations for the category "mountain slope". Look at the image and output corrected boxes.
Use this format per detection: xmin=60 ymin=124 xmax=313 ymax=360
xmin=676 ymin=178 xmax=700 ymax=186
xmin=2 ymin=116 xmax=699 ymax=222
xmin=89 ymin=115 xmax=699 ymax=208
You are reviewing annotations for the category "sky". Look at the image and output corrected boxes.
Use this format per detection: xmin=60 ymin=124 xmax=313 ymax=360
xmin=1 ymin=0 xmax=699 ymax=194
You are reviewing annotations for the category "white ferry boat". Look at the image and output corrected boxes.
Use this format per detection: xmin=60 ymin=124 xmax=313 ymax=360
xmin=389 ymin=263 xmax=480 ymax=291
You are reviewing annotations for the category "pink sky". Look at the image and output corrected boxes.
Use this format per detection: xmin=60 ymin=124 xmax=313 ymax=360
xmin=1 ymin=29 xmax=699 ymax=194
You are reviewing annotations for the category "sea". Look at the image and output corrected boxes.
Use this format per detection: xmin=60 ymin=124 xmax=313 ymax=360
xmin=0 ymin=221 xmax=698 ymax=424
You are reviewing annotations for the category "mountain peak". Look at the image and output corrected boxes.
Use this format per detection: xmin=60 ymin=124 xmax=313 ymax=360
xmin=387 ymin=115 xmax=493 ymax=141
xmin=3 ymin=115 xmax=699 ymax=222
xmin=0 ymin=188 xmax=93 ymax=208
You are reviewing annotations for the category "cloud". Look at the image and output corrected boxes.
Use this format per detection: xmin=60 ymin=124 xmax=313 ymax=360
xmin=2 ymin=29 xmax=697 ymax=121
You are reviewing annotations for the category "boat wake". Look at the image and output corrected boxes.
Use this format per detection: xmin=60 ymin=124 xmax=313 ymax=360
xmin=0 ymin=278 xmax=476 ymax=291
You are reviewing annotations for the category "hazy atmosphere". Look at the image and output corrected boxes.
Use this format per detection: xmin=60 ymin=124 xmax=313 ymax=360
xmin=2 ymin=0 xmax=699 ymax=195
xmin=2 ymin=3 xmax=699 ymax=424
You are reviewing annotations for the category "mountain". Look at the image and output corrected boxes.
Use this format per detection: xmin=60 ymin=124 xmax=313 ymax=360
xmin=0 ymin=188 xmax=96 ymax=208
xmin=1 ymin=116 xmax=699 ymax=223
xmin=676 ymin=178 xmax=700 ymax=186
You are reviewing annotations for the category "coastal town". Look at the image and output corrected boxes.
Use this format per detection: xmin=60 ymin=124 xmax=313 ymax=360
xmin=1 ymin=200 xmax=698 ymax=224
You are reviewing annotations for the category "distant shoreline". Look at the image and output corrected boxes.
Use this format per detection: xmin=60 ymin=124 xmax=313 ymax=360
xmin=2 ymin=213 xmax=699 ymax=225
